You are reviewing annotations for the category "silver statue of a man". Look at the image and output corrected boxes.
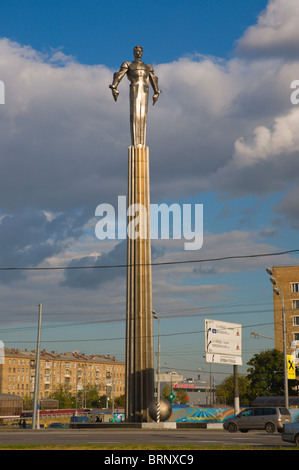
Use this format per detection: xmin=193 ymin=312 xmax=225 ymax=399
xmin=109 ymin=46 xmax=161 ymax=146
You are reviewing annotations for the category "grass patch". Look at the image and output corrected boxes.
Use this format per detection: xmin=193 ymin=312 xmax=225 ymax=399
xmin=0 ymin=444 xmax=297 ymax=450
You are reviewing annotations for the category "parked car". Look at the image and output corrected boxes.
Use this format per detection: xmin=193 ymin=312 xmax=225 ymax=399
xmin=282 ymin=421 xmax=299 ymax=446
xmin=223 ymin=406 xmax=291 ymax=433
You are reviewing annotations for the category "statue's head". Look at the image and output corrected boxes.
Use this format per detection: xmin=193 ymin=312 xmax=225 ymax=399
xmin=133 ymin=45 xmax=143 ymax=60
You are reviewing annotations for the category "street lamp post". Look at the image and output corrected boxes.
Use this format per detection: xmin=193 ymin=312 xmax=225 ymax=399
xmin=152 ymin=310 xmax=160 ymax=422
xmin=266 ymin=268 xmax=289 ymax=408
xmin=32 ymin=303 xmax=43 ymax=430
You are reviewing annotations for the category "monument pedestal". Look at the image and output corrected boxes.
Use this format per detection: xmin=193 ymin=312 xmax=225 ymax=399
xmin=125 ymin=145 xmax=154 ymax=422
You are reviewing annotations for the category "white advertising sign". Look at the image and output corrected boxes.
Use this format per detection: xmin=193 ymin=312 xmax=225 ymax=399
xmin=205 ymin=319 xmax=242 ymax=366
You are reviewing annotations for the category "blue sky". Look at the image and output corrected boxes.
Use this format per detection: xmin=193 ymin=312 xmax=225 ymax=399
xmin=0 ymin=0 xmax=299 ymax=386
xmin=0 ymin=0 xmax=268 ymax=66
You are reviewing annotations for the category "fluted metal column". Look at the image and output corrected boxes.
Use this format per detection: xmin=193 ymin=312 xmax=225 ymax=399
xmin=126 ymin=145 xmax=154 ymax=422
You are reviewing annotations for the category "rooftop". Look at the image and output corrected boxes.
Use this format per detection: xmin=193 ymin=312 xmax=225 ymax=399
xmin=4 ymin=347 xmax=124 ymax=365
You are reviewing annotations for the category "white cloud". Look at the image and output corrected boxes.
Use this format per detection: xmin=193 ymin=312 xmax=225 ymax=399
xmin=236 ymin=0 xmax=299 ymax=59
xmin=0 ymin=7 xmax=299 ymax=316
xmin=0 ymin=38 xmax=125 ymax=212
xmin=0 ymin=33 xmax=298 ymax=209
xmin=233 ymin=108 xmax=299 ymax=167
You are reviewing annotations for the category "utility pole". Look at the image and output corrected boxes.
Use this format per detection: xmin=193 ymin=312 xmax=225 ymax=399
xmin=32 ymin=303 xmax=43 ymax=429
xmin=112 ymin=360 xmax=115 ymax=419
xmin=152 ymin=311 xmax=160 ymax=422
xmin=234 ymin=365 xmax=240 ymax=415
xmin=266 ymin=268 xmax=289 ymax=408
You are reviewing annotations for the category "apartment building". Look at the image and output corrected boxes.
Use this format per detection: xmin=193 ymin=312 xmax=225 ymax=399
xmin=271 ymin=265 xmax=299 ymax=358
xmin=0 ymin=348 xmax=125 ymax=400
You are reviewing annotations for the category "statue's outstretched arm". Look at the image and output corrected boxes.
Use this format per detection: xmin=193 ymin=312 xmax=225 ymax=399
xmin=109 ymin=62 xmax=129 ymax=102
xmin=149 ymin=66 xmax=161 ymax=105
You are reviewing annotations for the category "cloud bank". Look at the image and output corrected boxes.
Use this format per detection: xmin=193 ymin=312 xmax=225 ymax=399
xmin=0 ymin=0 xmax=298 ymax=325
xmin=236 ymin=0 xmax=299 ymax=59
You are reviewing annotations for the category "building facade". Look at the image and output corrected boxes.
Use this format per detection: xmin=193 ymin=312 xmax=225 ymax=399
xmin=271 ymin=265 xmax=299 ymax=360
xmin=0 ymin=348 xmax=125 ymax=400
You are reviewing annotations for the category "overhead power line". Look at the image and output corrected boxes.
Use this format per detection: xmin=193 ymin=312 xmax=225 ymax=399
xmin=0 ymin=248 xmax=298 ymax=271
xmin=4 ymin=321 xmax=272 ymax=345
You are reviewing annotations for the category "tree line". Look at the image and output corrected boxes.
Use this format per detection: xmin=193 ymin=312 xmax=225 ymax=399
xmin=216 ymin=349 xmax=298 ymax=406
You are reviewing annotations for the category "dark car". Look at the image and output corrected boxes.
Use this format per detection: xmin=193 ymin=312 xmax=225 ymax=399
xmin=223 ymin=406 xmax=291 ymax=433
xmin=48 ymin=422 xmax=68 ymax=429
xmin=282 ymin=421 xmax=299 ymax=445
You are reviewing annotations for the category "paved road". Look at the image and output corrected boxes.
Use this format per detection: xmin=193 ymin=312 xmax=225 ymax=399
xmin=0 ymin=428 xmax=295 ymax=448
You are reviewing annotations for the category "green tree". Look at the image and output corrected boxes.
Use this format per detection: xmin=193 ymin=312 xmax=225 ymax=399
xmin=115 ymin=394 xmax=125 ymax=407
xmin=161 ymin=384 xmax=171 ymax=400
xmin=77 ymin=385 xmax=101 ymax=408
xmin=48 ymin=385 xmax=75 ymax=408
xmin=216 ymin=374 xmax=251 ymax=406
xmin=97 ymin=395 xmax=108 ymax=408
xmin=175 ymin=389 xmax=189 ymax=405
xmin=48 ymin=386 xmax=124 ymax=409
xmin=247 ymin=349 xmax=285 ymax=400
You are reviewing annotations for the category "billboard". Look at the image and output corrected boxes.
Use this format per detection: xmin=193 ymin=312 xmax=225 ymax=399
xmin=287 ymin=354 xmax=296 ymax=379
xmin=205 ymin=319 xmax=242 ymax=365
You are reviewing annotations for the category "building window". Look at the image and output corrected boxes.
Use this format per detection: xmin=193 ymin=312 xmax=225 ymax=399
xmin=294 ymin=317 xmax=299 ymax=326
xmin=292 ymin=300 xmax=299 ymax=310
xmin=291 ymin=283 xmax=299 ymax=293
